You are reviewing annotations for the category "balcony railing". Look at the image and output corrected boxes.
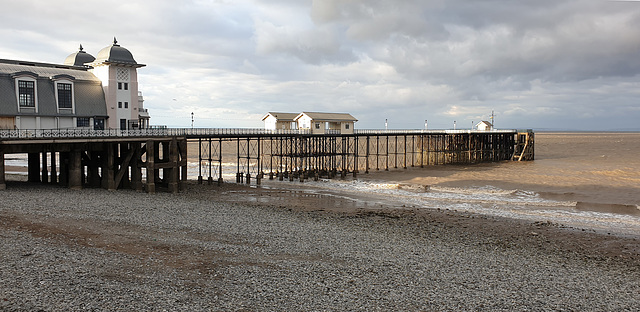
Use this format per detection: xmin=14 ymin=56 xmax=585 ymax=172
xmin=0 ymin=128 xmax=521 ymax=140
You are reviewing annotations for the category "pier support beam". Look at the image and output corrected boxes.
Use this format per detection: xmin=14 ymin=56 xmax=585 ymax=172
xmin=167 ymin=138 xmax=179 ymax=193
xmin=50 ymin=151 xmax=57 ymax=184
xmin=131 ymin=143 xmax=143 ymax=191
xmin=179 ymin=139 xmax=188 ymax=190
xmin=28 ymin=152 xmax=40 ymax=182
xmin=146 ymin=140 xmax=156 ymax=194
xmin=87 ymin=151 xmax=101 ymax=188
xmin=102 ymin=144 xmax=116 ymax=190
xmin=0 ymin=150 xmax=5 ymax=190
xmin=68 ymin=148 xmax=82 ymax=190
xmin=41 ymin=151 xmax=48 ymax=183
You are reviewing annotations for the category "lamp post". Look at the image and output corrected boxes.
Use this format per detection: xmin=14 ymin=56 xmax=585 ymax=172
xmin=385 ymin=119 xmax=388 ymax=130
xmin=453 ymin=120 xmax=456 ymax=130
xmin=191 ymin=112 xmax=194 ymax=129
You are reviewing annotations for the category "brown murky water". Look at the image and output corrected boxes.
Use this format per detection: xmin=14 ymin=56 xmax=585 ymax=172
xmin=256 ymin=133 xmax=640 ymax=236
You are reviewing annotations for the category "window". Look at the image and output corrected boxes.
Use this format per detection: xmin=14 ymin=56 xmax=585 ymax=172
xmin=57 ymin=83 xmax=72 ymax=108
xmin=124 ymin=102 xmax=128 ymax=109
xmin=345 ymin=123 xmax=350 ymax=129
xmin=315 ymin=123 xmax=320 ymax=129
xmin=120 ymin=119 xmax=127 ymax=130
xmin=77 ymin=117 xmax=90 ymax=127
xmin=118 ymin=82 xmax=122 ymax=90
xmin=118 ymin=102 xmax=122 ymax=108
xmin=18 ymin=80 xmax=35 ymax=107
xmin=94 ymin=118 xmax=104 ymax=130
xmin=124 ymin=83 xmax=128 ymax=90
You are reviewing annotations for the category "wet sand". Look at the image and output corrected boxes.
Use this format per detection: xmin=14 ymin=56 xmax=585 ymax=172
xmin=2 ymin=181 xmax=640 ymax=311
xmin=209 ymin=181 xmax=640 ymax=260
xmin=3 ymin=131 xmax=640 ymax=310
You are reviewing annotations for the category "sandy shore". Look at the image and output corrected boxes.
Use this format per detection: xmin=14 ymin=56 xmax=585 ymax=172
xmin=1 ymin=180 xmax=640 ymax=311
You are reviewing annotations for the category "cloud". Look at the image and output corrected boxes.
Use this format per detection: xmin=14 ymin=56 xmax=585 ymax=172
xmin=1 ymin=0 xmax=640 ymax=130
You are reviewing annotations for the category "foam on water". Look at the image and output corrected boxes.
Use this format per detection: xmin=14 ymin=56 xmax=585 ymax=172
xmin=273 ymin=178 xmax=640 ymax=237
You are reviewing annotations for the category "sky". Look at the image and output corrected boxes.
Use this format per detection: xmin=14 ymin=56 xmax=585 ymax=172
xmin=1 ymin=0 xmax=640 ymax=131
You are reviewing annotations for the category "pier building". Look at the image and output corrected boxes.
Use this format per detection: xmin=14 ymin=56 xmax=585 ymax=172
xmin=0 ymin=39 xmax=149 ymax=131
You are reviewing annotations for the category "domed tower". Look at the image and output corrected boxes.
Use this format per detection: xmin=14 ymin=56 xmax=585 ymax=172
xmin=88 ymin=38 xmax=146 ymax=130
xmin=63 ymin=44 xmax=95 ymax=66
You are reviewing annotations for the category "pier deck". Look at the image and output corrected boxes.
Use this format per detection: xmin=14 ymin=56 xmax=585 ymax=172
xmin=0 ymin=128 xmax=533 ymax=191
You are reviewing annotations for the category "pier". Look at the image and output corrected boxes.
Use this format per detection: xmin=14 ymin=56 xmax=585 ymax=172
xmin=0 ymin=128 xmax=534 ymax=192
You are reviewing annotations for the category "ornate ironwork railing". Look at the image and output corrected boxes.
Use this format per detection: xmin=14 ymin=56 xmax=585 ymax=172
xmin=0 ymin=128 xmax=522 ymax=140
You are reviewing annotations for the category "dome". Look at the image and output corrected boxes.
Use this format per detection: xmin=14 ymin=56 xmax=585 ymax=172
xmin=63 ymin=44 xmax=95 ymax=66
xmin=93 ymin=38 xmax=139 ymax=65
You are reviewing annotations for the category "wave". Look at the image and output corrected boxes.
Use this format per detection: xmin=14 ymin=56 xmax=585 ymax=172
xmin=298 ymin=179 xmax=578 ymax=209
xmin=266 ymin=178 xmax=640 ymax=236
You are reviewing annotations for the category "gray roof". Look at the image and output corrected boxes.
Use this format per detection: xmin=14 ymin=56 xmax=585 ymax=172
xmin=0 ymin=59 xmax=107 ymax=118
xmin=262 ymin=112 xmax=299 ymax=121
xmin=295 ymin=112 xmax=358 ymax=122
xmin=90 ymin=38 xmax=145 ymax=68
xmin=63 ymin=44 xmax=96 ymax=66
xmin=0 ymin=59 xmax=101 ymax=81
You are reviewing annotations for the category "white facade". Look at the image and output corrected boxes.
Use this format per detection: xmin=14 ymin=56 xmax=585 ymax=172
xmin=294 ymin=112 xmax=357 ymax=134
xmin=87 ymin=39 xmax=146 ymax=130
xmin=262 ymin=112 xmax=298 ymax=130
xmin=476 ymin=121 xmax=493 ymax=131
xmin=90 ymin=64 xmax=142 ymax=129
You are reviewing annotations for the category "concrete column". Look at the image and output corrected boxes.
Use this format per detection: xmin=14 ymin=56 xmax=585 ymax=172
xmin=41 ymin=151 xmax=48 ymax=183
xmin=88 ymin=151 xmax=101 ymax=187
xmin=167 ymin=138 xmax=178 ymax=193
xmin=50 ymin=151 xmax=57 ymax=184
xmin=180 ymin=139 xmax=187 ymax=190
xmin=162 ymin=141 xmax=170 ymax=184
xmin=120 ymin=143 xmax=131 ymax=189
xmin=102 ymin=143 xmax=116 ymax=190
xmin=68 ymin=148 xmax=82 ymax=190
xmin=146 ymin=140 xmax=156 ymax=193
xmin=28 ymin=152 xmax=40 ymax=182
xmin=154 ymin=141 xmax=161 ymax=185
xmin=58 ymin=152 xmax=69 ymax=186
xmin=131 ymin=142 xmax=143 ymax=191
xmin=0 ymin=150 xmax=6 ymax=190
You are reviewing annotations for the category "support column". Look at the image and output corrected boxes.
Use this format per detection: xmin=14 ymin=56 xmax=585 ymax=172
xmin=59 ymin=152 xmax=69 ymax=187
xmin=28 ymin=152 xmax=40 ymax=182
xmin=50 ymin=151 xmax=57 ymax=184
xmin=88 ymin=151 xmax=101 ymax=188
xmin=167 ymin=138 xmax=179 ymax=193
xmin=198 ymin=138 xmax=203 ymax=184
xmin=146 ymin=140 xmax=156 ymax=193
xmin=180 ymin=139 xmax=187 ymax=190
xmin=365 ymin=136 xmax=369 ymax=174
xmin=162 ymin=141 xmax=170 ymax=185
xmin=68 ymin=148 xmax=82 ymax=190
xmin=41 ymin=151 xmax=48 ymax=183
xmin=131 ymin=142 xmax=143 ymax=191
xmin=0 ymin=150 xmax=6 ymax=190
xmin=218 ymin=138 xmax=223 ymax=185
xmin=154 ymin=142 xmax=161 ymax=185
xmin=102 ymin=143 xmax=116 ymax=190
xmin=120 ymin=143 xmax=131 ymax=189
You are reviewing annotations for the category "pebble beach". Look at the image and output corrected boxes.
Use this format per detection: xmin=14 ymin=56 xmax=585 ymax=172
xmin=1 ymin=181 xmax=640 ymax=311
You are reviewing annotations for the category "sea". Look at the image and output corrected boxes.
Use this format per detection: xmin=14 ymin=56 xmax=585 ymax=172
xmin=4 ymin=132 xmax=640 ymax=237
xmin=261 ymin=132 xmax=640 ymax=237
